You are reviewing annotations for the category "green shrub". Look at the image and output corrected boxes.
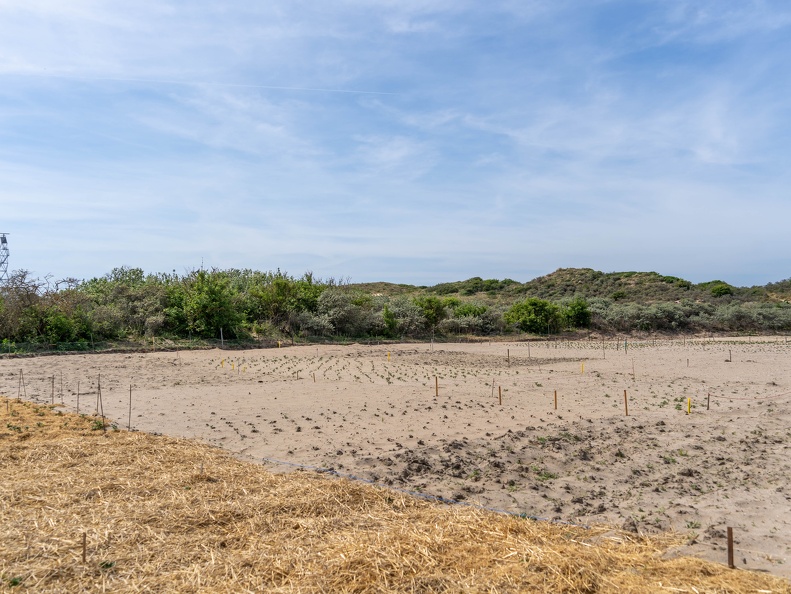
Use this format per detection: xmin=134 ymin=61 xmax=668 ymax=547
xmin=504 ymin=298 xmax=561 ymax=334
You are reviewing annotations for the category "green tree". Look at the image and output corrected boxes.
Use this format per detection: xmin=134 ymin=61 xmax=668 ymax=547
xmin=382 ymin=304 xmax=398 ymax=337
xmin=182 ymin=270 xmax=243 ymax=338
xmin=563 ymin=298 xmax=591 ymax=329
xmin=413 ymin=296 xmax=448 ymax=332
xmin=504 ymin=298 xmax=561 ymax=334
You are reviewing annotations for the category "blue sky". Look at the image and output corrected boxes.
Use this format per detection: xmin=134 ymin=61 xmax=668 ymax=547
xmin=1 ymin=1 xmax=790 ymax=287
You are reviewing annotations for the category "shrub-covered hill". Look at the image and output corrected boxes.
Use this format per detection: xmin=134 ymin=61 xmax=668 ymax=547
xmin=420 ymin=268 xmax=788 ymax=305
xmin=2 ymin=265 xmax=790 ymax=348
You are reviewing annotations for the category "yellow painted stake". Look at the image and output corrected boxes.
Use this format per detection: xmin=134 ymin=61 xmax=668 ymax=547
xmin=387 ymin=352 xmax=391 ymax=361
xmin=221 ymin=359 xmax=225 ymax=368
xmin=278 ymin=341 xmax=281 ymax=348
xmin=687 ymin=398 xmax=691 ymax=415
xmin=581 ymin=363 xmax=584 ymax=374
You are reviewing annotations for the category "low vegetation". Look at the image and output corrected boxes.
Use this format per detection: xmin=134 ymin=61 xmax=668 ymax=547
xmin=1 ymin=266 xmax=790 ymax=350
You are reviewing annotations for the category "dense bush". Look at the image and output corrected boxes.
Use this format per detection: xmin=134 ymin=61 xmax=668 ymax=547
xmin=1 ymin=266 xmax=788 ymax=346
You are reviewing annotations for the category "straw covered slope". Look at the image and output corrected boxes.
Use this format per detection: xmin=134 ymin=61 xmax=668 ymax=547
xmin=1 ymin=398 xmax=788 ymax=593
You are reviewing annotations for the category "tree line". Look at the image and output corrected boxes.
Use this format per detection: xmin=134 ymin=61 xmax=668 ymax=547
xmin=1 ymin=266 xmax=790 ymax=348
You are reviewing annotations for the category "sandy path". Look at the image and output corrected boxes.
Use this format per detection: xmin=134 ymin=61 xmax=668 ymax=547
xmin=2 ymin=337 xmax=790 ymax=577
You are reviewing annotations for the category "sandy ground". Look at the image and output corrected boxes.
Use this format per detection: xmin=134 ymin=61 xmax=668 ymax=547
xmin=2 ymin=337 xmax=790 ymax=578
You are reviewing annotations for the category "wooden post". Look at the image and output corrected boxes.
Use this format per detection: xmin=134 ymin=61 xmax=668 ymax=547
xmin=60 ymin=371 xmax=63 ymax=404
xmin=554 ymin=390 xmax=558 ymax=410
xmin=686 ymin=358 xmax=689 ymax=367
xmin=498 ymin=386 xmax=502 ymax=406
xmin=624 ymin=390 xmax=629 ymax=416
xmin=729 ymin=349 xmax=732 ymax=363
xmin=491 ymin=377 xmax=495 ymax=398
xmin=98 ymin=375 xmax=106 ymax=433
xmin=77 ymin=381 xmax=80 ymax=414
xmin=128 ymin=385 xmax=132 ymax=431
xmin=632 ymin=359 xmax=635 ymax=380
xmin=727 ymin=527 xmax=735 ymax=569
xmin=687 ymin=397 xmax=691 ymax=415
xmin=51 ymin=376 xmax=55 ymax=404
xmin=527 ymin=341 xmax=531 ymax=358
xmin=313 ymin=373 xmax=316 ymax=383
xmin=220 ymin=328 xmax=224 ymax=348
xmin=707 ymin=393 xmax=710 ymax=411
xmin=507 ymin=349 xmax=510 ymax=367
xmin=435 ymin=376 xmax=438 ymax=397
xmin=82 ymin=532 xmax=87 ymax=563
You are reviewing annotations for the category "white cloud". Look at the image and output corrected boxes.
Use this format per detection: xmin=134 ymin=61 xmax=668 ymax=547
xmin=0 ymin=1 xmax=789 ymax=284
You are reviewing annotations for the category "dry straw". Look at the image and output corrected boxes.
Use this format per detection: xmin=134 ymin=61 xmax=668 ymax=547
xmin=1 ymin=397 xmax=789 ymax=593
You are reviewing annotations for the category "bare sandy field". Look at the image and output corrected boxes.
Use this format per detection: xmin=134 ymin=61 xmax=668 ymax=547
xmin=2 ymin=337 xmax=790 ymax=578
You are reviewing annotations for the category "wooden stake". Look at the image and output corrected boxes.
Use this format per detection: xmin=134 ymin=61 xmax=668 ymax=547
xmin=98 ymin=375 xmax=106 ymax=433
xmin=435 ymin=376 xmax=438 ymax=397
xmin=632 ymin=359 xmax=636 ymax=380
xmin=729 ymin=349 xmax=732 ymax=363
xmin=313 ymin=373 xmax=316 ymax=383
xmin=60 ymin=371 xmax=63 ymax=404
xmin=527 ymin=341 xmax=531 ymax=358
xmin=507 ymin=349 xmax=510 ymax=367
xmin=687 ymin=397 xmax=691 ymax=415
xmin=727 ymin=527 xmax=735 ymax=569
xmin=491 ymin=377 xmax=495 ymax=398
xmin=76 ymin=381 xmax=80 ymax=414
xmin=51 ymin=376 xmax=55 ymax=404
xmin=686 ymin=358 xmax=689 ymax=367
xmin=707 ymin=393 xmax=710 ymax=411
xmin=623 ymin=390 xmax=629 ymax=416
xmin=498 ymin=386 xmax=502 ymax=406
xmin=554 ymin=390 xmax=558 ymax=410
xmin=128 ymin=385 xmax=132 ymax=431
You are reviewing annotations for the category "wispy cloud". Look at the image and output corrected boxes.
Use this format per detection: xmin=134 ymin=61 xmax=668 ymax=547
xmin=0 ymin=1 xmax=789 ymax=284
